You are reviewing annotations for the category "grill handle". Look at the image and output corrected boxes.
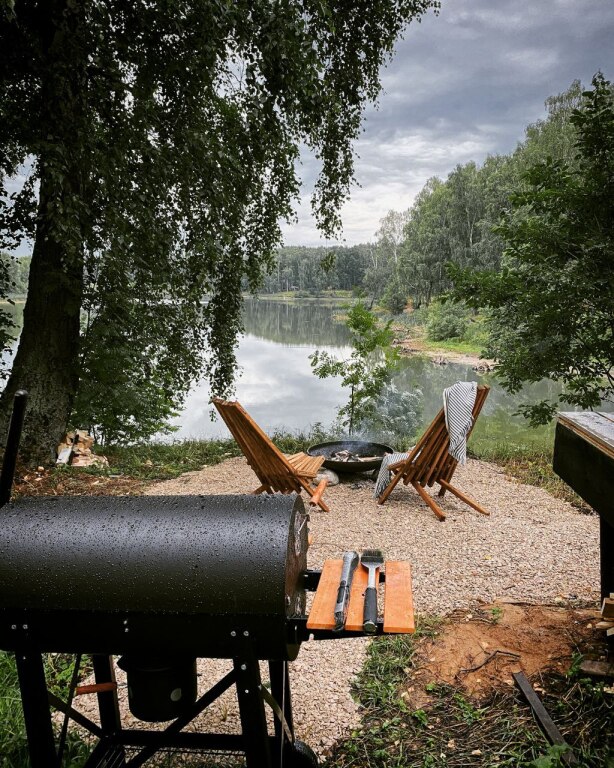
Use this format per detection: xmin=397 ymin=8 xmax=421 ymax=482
xmin=0 ymin=389 xmax=28 ymax=507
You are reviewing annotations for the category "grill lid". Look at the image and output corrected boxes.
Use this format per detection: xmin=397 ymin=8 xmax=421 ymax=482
xmin=0 ymin=493 xmax=308 ymax=618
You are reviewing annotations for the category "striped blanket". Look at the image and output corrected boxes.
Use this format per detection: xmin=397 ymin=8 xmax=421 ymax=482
xmin=443 ymin=381 xmax=477 ymax=465
xmin=373 ymin=452 xmax=410 ymax=498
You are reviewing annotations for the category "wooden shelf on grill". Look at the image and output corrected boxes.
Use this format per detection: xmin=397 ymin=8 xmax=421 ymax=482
xmin=306 ymin=558 xmax=415 ymax=634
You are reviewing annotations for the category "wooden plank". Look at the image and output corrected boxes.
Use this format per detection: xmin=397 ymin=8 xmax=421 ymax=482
xmin=412 ymin=481 xmax=446 ymax=521
xmin=601 ymin=597 xmax=614 ymax=619
xmin=306 ymin=560 xmax=342 ymax=630
xmin=75 ymin=682 xmax=117 ymax=696
xmin=345 ymin=562 xmax=372 ymax=632
xmin=557 ymin=412 xmax=614 ymax=461
xmin=308 ymin=478 xmax=328 ymax=508
xmin=383 ymin=561 xmax=415 ymax=634
xmin=595 ymin=620 xmax=614 ymax=630
xmin=513 ymin=671 xmax=578 ymax=766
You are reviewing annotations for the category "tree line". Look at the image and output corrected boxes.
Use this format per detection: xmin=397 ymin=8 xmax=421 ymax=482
xmin=261 ymin=80 xmax=585 ymax=307
xmin=265 ymin=75 xmax=613 ymax=423
xmin=3 ymin=55 xmax=611 ymax=450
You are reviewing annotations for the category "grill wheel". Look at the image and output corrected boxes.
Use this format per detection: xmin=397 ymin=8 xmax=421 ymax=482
xmin=285 ymin=740 xmax=319 ymax=767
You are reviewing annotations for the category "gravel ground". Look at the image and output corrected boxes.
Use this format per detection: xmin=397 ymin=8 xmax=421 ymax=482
xmin=120 ymin=456 xmax=598 ymax=758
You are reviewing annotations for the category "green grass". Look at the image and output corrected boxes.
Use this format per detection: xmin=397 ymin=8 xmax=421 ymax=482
xmin=354 ymin=618 xmax=441 ymax=712
xmin=102 ymin=437 xmax=242 ymax=481
xmin=0 ymin=652 xmax=92 ymax=767
xmin=103 ymin=428 xmax=331 ymax=481
xmin=421 ymin=336 xmax=485 ymax=356
xmin=64 ymin=426 xmax=335 ymax=484
xmin=325 ymin=619 xmax=614 ymax=768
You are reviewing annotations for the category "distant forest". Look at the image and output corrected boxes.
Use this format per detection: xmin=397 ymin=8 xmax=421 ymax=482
xmin=2 ymin=81 xmax=587 ymax=309
xmin=259 ymin=80 xmax=584 ymax=310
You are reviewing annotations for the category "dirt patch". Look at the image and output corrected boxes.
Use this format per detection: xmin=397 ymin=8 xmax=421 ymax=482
xmin=330 ymin=603 xmax=613 ymax=767
xmin=391 ymin=326 xmax=494 ymax=367
xmin=11 ymin=462 xmax=145 ymax=498
xmin=407 ymin=602 xmax=597 ymax=705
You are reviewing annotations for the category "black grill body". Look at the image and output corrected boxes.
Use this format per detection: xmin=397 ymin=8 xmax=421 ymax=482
xmin=1 ymin=491 xmax=325 ymax=767
xmin=0 ymin=493 xmax=308 ymax=660
xmin=0 ymin=392 xmax=337 ymax=766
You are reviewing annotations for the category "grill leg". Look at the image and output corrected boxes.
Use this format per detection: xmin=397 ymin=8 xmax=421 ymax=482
xmin=269 ymin=659 xmax=294 ymax=739
xmin=93 ymin=655 xmax=122 ymax=734
xmin=15 ymin=650 xmax=60 ymax=768
xmin=234 ymin=652 xmax=272 ymax=768
xmin=269 ymin=660 xmax=295 ymax=768
xmin=92 ymin=654 xmax=126 ymax=765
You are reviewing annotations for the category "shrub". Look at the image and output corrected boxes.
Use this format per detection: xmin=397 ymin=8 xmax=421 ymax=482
xmin=426 ymin=300 xmax=470 ymax=341
xmin=381 ymin=282 xmax=407 ymax=315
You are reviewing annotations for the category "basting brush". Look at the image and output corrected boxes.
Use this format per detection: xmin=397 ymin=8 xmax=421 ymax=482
xmin=361 ymin=549 xmax=384 ymax=634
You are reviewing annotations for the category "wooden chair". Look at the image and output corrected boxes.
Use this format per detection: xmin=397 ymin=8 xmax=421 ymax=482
xmin=377 ymin=385 xmax=490 ymax=521
xmin=212 ymin=398 xmax=330 ymax=512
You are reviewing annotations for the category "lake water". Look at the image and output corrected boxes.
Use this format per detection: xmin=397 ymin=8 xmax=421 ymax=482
xmin=4 ymin=297 xmax=609 ymax=448
xmin=171 ymin=298 xmax=593 ymax=448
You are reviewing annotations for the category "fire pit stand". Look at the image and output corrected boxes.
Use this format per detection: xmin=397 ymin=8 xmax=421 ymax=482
xmin=307 ymin=440 xmax=394 ymax=473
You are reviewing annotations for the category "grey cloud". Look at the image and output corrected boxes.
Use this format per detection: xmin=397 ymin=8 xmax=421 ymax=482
xmin=284 ymin=0 xmax=614 ymax=245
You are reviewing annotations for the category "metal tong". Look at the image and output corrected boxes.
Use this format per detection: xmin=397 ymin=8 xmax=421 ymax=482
xmin=333 ymin=551 xmax=359 ymax=631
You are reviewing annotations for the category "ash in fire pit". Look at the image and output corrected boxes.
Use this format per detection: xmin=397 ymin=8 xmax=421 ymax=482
xmin=307 ymin=440 xmax=394 ymax=473
xmin=331 ymin=449 xmax=381 ymax=463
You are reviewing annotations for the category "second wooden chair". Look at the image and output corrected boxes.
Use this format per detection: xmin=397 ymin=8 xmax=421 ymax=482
xmin=377 ymin=385 xmax=490 ymax=521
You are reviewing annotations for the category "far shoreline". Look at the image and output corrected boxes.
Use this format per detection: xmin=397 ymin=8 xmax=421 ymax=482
xmin=394 ymin=337 xmax=496 ymax=369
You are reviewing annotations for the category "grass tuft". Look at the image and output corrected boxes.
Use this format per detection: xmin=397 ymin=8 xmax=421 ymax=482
xmin=0 ymin=652 xmax=92 ymax=767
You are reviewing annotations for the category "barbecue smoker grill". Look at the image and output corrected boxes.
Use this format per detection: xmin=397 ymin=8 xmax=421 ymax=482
xmin=0 ymin=392 xmax=414 ymax=768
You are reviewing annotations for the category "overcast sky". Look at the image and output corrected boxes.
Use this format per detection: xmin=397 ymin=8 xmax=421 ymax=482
xmin=282 ymin=0 xmax=614 ymax=247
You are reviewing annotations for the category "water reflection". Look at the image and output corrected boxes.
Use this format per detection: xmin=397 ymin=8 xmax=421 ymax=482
xmin=241 ymin=298 xmax=352 ymax=347
xmin=3 ymin=297 xmax=610 ymax=446
xmin=174 ymin=333 xmax=347 ymax=439
xmin=390 ymin=356 xmax=570 ymax=447
xmin=174 ymin=299 xmax=353 ymax=438
xmin=174 ymin=298 xmax=608 ymax=445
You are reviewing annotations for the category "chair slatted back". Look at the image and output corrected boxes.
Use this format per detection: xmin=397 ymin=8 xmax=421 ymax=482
xmin=394 ymin=385 xmax=489 ymax=488
xmin=436 ymin=384 xmax=489 ymax=485
xmin=213 ymin=398 xmax=300 ymax=493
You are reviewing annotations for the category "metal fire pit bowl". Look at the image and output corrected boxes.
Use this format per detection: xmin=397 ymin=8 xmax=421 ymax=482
xmin=307 ymin=440 xmax=394 ymax=473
